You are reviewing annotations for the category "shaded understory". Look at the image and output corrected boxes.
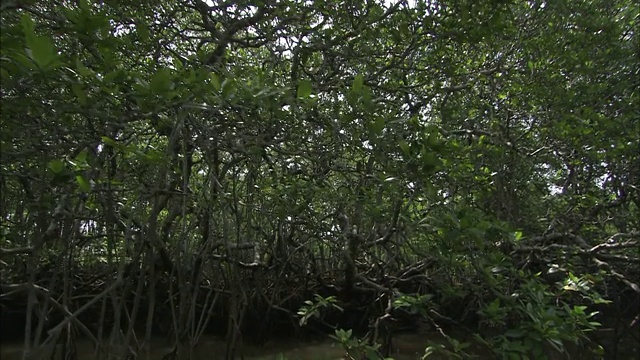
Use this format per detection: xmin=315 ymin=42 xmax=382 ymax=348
xmin=1 ymin=262 xmax=638 ymax=359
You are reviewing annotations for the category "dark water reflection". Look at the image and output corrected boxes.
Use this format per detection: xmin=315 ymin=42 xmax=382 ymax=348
xmin=2 ymin=332 xmax=445 ymax=360
xmin=0 ymin=329 xmax=632 ymax=360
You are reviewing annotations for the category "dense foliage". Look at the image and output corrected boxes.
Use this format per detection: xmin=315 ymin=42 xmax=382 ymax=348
xmin=1 ymin=1 xmax=638 ymax=359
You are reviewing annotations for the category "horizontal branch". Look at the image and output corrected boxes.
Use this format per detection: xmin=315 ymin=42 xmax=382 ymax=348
xmin=0 ymin=247 xmax=33 ymax=256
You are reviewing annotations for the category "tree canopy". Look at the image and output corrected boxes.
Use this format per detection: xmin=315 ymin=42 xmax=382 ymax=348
xmin=1 ymin=1 xmax=638 ymax=359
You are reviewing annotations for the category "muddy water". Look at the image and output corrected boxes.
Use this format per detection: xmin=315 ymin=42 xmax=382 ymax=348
xmin=0 ymin=338 xmax=346 ymax=360
xmin=0 ymin=329 xmax=611 ymax=360
xmin=0 ymin=331 xmax=462 ymax=360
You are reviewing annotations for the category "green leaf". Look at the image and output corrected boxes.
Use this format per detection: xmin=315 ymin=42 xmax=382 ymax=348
xmin=426 ymin=131 xmax=441 ymax=148
xmin=370 ymin=116 xmax=385 ymax=135
xmin=351 ymin=74 xmax=364 ymax=94
xmin=399 ymin=140 xmax=410 ymax=155
xmin=487 ymin=298 xmax=501 ymax=312
xmin=27 ymin=35 xmax=59 ymax=69
xmin=210 ymin=73 xmax=221 ymax=91
xmin=297 ymin=79 xmax=312 ymax=98
xmin=362 ymin=86 xmax=373 ymax=108
xmin=48 ymin=159 xmax=65 ymax=174
xmin=0 ymin=69 xmax=10 ymax=85
xmin=101 ymin=136 xmax=117 ymax=147
xmin=78 ymin=0 xmax=91 ymax=11
xmin=221 ymin=78 xmax=235 ymax=100
xmin=75 ymin=149 xmax=89 ymax=165
xmin=76 ymin=175 xmax=91 ymax=192
xmin=75 ymin=59 xmax=93 ymax=77
xmin=150 ymin=68 xmax=173 ymax=93
xmin=137 ymin=22 xmax=149 ymax=41
xmin=72 ymin=84 xmax=87 ymax=105
xmin=21 ymin=14 xmax=35 ymax=41
xmin=514 ymin=231 xmax=523 ymax=241
xmin=21 ymin=14 xmax=59 ymax=69
xmin=422 ymin=151 xmax=442 ymax=168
